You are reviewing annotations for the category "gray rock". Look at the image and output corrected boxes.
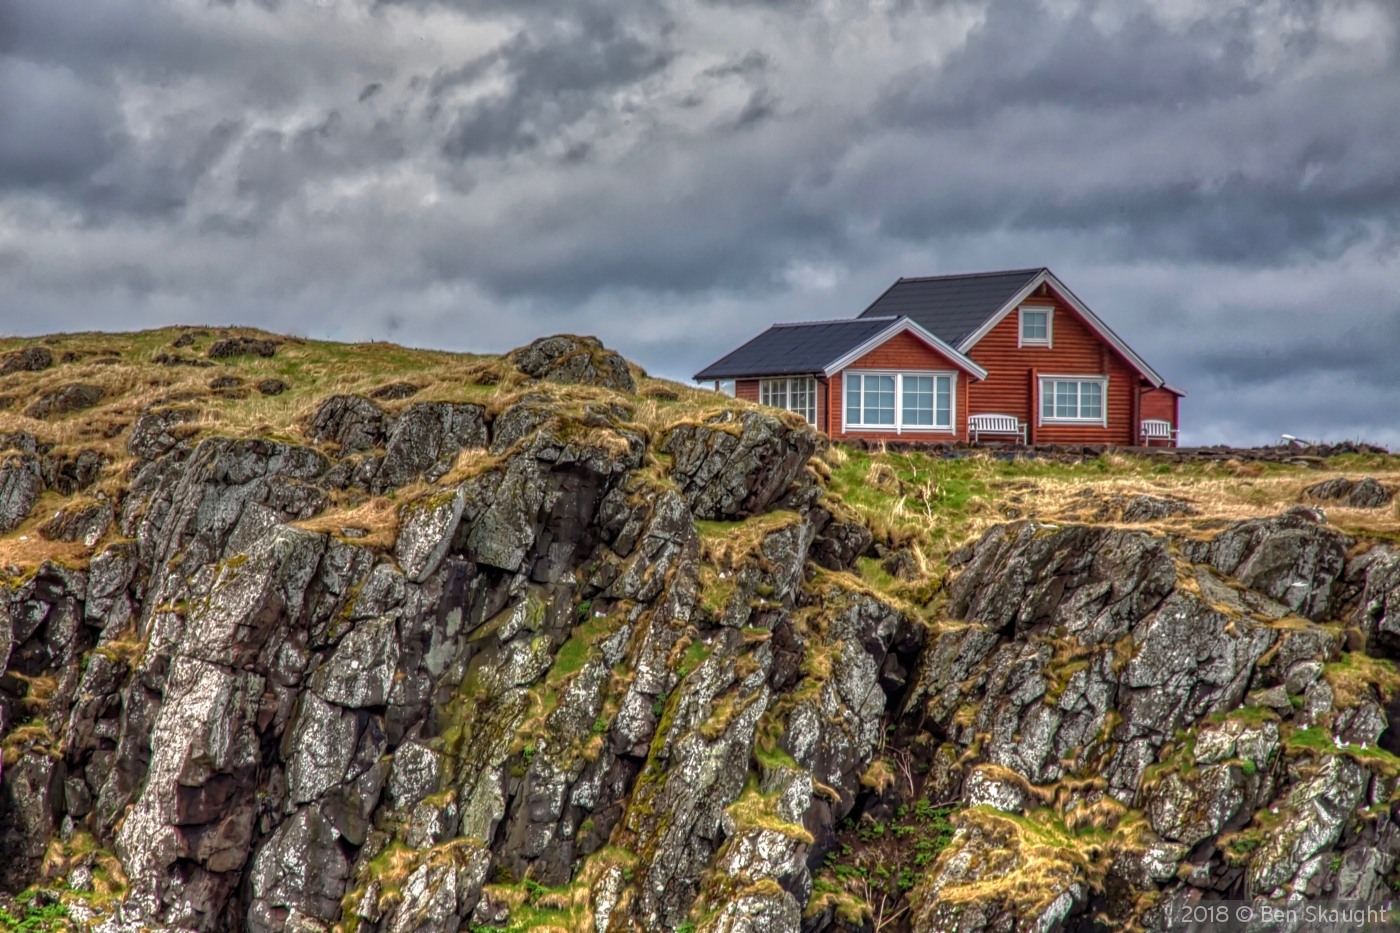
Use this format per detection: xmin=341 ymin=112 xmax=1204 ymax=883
xmin=129 ymin=406 xmax=202 ymax=460
xmin=304 ymin=395 xmax=386 ymax=453
xmin=395 ymin=486 xmax=465 ymax=583
xmin=1190 ymin=508 xmax=1351 ymax=620
xmin=508 ymin=334 xmax=637 ymax=393
xmin=309 ymin=614 xmax=400 ymax=708
xmin=388 ymin=741 xmax=442 ymax=810
xmin=1304 ymin=476 xmax=1395 ymax=509
xmin=0 ymin=451 xmax=41 ymax=532
xmin=375 ymin=401 xmax=487 ymax=491
xmin=38 ymin=498 xmax=114 ymax=546
xmin=285 ymin=691 xmax=359 ymax=804
xmin=25 ymin=383 xmax=106 ymax=419
xmin=0 ymin=346 xmax=53 ymax=373
xmin=247 ymin=806 xmax=351 ymax=933
xmin=662 ymin=409 xmax=820 ymax=520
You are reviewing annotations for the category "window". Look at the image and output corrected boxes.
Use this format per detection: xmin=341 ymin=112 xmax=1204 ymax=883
xmin=1039 ymin=377 xmax=1106 ymax=424
xmin=1019 ymin=306 xmax=1052 ymax=347
xmin=760 ymin=377 xmax=817 ymax=424
xmin=845 ymin=371 xmax=954 ymax=432
xmin=716 ymin=380 xmax=736 ymax=398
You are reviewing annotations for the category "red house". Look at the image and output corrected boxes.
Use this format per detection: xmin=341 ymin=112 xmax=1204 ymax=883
xmin=695 ymin=268 xmax=1183 ymax=446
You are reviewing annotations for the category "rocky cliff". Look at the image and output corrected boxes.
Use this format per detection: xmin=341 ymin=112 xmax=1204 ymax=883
xmin=2 ymin=329 xmax=1400 ymax=933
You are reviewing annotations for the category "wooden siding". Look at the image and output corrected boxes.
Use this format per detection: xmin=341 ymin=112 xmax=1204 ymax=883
xmin=966 ymin=290 xmax=1141 ymax=446
xmin=829 ymin=331 xmax=969 ymax=442
xmin=1140 ymin=387 xmax=1177 ymax=422
xmin=1139 ymin=386 xmax=1180 ymax=446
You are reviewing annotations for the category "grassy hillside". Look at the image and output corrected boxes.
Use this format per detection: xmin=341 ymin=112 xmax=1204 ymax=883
xmin=1 ymin=326 xmax=1397 ymax=583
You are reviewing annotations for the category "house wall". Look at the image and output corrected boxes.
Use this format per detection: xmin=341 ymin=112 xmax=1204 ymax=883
xmin=1140 ymin=387 xmax=1181 ymax=446
xmin=964 ymin=291 xmax=1141 ymax=446
xmin=828 ymin=330 xmax=970 ymax=442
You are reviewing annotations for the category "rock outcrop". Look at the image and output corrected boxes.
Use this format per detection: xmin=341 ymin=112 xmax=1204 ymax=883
xmin=508 ymin=335 xmax=637 ymax=394
xmin=4 ymin=338 xmax=1400 ymax=933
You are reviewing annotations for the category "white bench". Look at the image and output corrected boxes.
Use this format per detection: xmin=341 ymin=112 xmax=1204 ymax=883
xmin=1140 ymin=419 xmax=1177 ymax=446
xmin=969 ymin=413 xmax=1027 ymax=445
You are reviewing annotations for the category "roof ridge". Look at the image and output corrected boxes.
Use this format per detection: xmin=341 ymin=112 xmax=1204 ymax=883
xmin=771 ymin=316 xmax=897 ymax=327
xmin=896 ymin=267 xmax=1046 ymax=283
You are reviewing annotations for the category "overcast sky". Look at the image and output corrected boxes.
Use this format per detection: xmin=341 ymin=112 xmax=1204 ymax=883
xmin=2 ymin=0 xmax=1398 ymax=446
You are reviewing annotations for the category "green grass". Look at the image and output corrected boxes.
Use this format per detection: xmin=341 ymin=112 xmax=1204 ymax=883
xmin=0 ymin=893 xmax=70 ymax=933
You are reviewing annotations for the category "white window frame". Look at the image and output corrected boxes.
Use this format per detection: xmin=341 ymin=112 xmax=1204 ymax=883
xmin=1018 ymin=305 xmax=1053 ymax=348
xmin=759 ymin=376 xmax=817 ymax=425
xmin=1038 ymin=374 xmax=1108 ymax=426
xmin=843 ymin=369 xmax=957 ymax=435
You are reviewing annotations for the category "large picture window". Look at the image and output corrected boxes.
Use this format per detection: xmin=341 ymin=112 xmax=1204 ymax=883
xmin=1039 ymin=376 xmax=1106 ymax=424
xmin=760 ymin=377 xmax=817 ymax=424
xmin=845 ymin=371 xmax=954 ymax=432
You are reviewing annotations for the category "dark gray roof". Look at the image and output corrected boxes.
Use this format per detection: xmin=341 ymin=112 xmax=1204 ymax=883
xmin=857 ymin=268 xmax=1045 ymax=346
xmin=694 ymin=318 xmax=897 ymax=380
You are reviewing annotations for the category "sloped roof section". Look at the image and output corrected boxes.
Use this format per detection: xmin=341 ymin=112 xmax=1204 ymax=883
xmin=694 ymin=318 xmax=897 ymax=380
xmin=857 ymin=268 xmax=1046 ymax=346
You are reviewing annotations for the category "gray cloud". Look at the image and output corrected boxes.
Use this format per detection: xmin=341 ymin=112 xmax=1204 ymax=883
xmin=1 ymin=0 xmax=1398 ymax=447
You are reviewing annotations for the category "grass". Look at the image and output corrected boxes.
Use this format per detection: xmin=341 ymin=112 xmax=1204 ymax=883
xmin=824 ymin=446 xmax=1400 ymax=598
xmin=812 ymin=795 xmax=961 ymax=930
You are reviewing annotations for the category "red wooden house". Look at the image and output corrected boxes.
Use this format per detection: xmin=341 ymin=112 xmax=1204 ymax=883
xmin=695 ymin=268 xmax=1183 ymax=446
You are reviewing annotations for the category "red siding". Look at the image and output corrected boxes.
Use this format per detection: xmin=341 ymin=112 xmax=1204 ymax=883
xmin=965 ymin=291 xmax=1141 ymax=446
xmin=1140 ymin=387 xmax=1180 ymax=446
xmin=829 ymin=331 xmax=970 ymax=442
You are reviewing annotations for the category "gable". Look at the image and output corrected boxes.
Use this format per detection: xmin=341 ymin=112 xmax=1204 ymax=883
xmin=842 ymin=329 xmax=973 ymax=373
xmin=955 ymin=273 xmax=1164 ymax=387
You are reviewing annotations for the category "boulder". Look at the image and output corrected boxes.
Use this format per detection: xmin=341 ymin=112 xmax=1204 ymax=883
xmin=24 ymin=383 xmax=106 ymax=419
xmin=0 ymin=451 xmax=41 ymax=532
xmin=129 ymin=406 xmax=202 ymax=460
xmin=374 ymin=401 xmax=487 ymax=491
xmin=0 ymin=346 xmax=53 ymax=374
xmin=38 ymin=498 xmax=114 ymax=546
xmin=304 ymin=395 xmax=385 ymax=453
xmin=208 ymin=337 xmax=278 ymax=359
xmin=1180 ymin=507 xmax=1351 ymax=621
xmin=662 ymin=409 xmax=820 ymax=520
xmin=508 ymin=334 xmax=637 ymax=393
xmin=369 ymin=381 xmax=420 ymax=400
xmin=1304 ymin=476 xmax=1395 ymax=509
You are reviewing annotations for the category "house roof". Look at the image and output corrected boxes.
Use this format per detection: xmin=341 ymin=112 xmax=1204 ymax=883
xmin=693 ymin=317 xmax=987 ymax=381
xmin=858 ymin=267 xmax=1165 ymax=388
xmin=857 ymin=269 xmax=1046 ymax=346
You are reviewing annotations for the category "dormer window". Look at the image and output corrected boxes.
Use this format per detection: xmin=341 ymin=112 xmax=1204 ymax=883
xmin=1019 ymin=306 xmax=1052 ymax=347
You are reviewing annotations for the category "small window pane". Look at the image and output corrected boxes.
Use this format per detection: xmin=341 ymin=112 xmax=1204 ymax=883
xmin=865 ymin=375 xmax=894 ymax=425
xmin=847 ymin=377 xmax=861 ymax=425
xmin=1081 ymin=381 xmax=1102 ymax=419
xmin=1022 ymin=311 xmax=1047 ymax=341
xmin=902 ymin=375 xmax=933 ymax=426
xmin=1042 ymin=385 xmax=1054 ymax=420
xmin=935 ymin=376 xmax=952 ymax=427
xmin=1055 ymin=381 xmax=1077 ymax=419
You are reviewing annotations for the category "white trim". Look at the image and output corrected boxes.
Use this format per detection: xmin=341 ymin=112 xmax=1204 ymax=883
xmin=842 ymin=369 xmax=958 ymax=435
xmin=824 ymin=318 xmax=988 ymax=381
xmin=1037 ymin=374 xmax=1108 ymax=427
xmin=956 ymin=270 xmax=1164 ymax=388
xmin=1017 ymin=304 xmax=1053 ymax=348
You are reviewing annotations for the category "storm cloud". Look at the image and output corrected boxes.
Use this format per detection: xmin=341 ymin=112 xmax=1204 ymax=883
xmin=1 ymin=0 xmax=1398 ymax=445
